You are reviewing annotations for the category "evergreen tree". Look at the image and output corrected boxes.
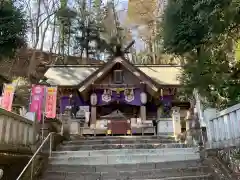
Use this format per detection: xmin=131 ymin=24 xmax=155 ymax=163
xmin=162 ymin=0 xmax=240 ymax=109
xmin=0 ymin=1 xmax=27 ymax=59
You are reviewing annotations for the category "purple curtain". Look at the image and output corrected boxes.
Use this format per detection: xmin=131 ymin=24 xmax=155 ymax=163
xmin=96 ymin=89 xmax=142 ymax=106
xmin=161 ymin=95 xmax=173 ymax=106
xmin=60 ymin=96 xmax=89 ymax=113
xmin=59 ymin=92 xmax=174 ymax=113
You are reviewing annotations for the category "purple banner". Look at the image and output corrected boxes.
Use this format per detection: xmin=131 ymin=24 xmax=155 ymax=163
xmin=160 ymin=95 xmax=173 ymax=106
xmin=96 ymin=89 xmax=141 ymax=106
xmin=60 ymin=96 xmax=88 ymax=113
xmin=59 ymin=91 xmax=174 ymax=113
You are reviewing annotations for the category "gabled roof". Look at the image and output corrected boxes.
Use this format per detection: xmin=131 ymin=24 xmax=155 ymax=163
xmin=44 ymin=60 xmax=182 ymax=88
xmin=78 ymin=56 xmax=159 ymax=92
xmin=138 ymin=66 xmax=181 ymax=85
xmin=45 ymin=67 xmax=98 ymax=86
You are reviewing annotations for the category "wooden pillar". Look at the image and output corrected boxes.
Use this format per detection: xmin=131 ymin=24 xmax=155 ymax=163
xmin=90 ymin=106 xmax=96 ymax=128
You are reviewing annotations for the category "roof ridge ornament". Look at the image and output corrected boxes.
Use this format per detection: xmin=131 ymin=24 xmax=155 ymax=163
xmin=112 ymin=40 xmax=135 ymax=58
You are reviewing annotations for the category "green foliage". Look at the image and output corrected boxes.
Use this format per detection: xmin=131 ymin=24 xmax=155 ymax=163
xmin=70 ymin=1 xmax=112 ymax=59
xmin=163 ymin=0 xmax=240 ymax=55
xmin=72 ymin=18 xmax=111 ymax=59
xmin=163 ymin=0 xmax=206 ymax=54
xmin=55 ymin=0 xmax=121 ymax=61
xmin=0 ymin=1 xmax=27 ymax=59
xmin=162 ymin=0 xmax=240 ymax=109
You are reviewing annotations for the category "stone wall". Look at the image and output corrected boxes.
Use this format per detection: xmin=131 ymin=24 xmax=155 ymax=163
xmin=0 ymin=108 xmax=37 ymax=152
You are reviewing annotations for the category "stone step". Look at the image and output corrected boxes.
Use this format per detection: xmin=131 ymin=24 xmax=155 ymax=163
xmin=42 ymin=174 xmax=213 ymax=180
xmin=70 ymin=135 xmax=175 ymax=141
xmin=41 ymin=167 xmax=210 ymax=180
xmin=52 ymin=148 xmax=198 ymax=158
xmin=58 ymin=143 xmax=195 ymax=151
xmin=47 ymin=160 xmax=207 ymax=173
xmin=62 ymin=138 xmax=176 ymax=145
xmin=49 ymin=153 xmax=200 ymax=165
xmin=132 ymin=175 xmax=213 ymax=180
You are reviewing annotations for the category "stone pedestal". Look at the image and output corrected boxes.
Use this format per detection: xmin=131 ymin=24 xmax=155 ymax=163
xmin=172 ymin=106 xmax=181 ymax=139
xmin=70 ymin=120 xmax=81 ymax=134
xmin=157 ymin=118 xmax=174 ymax=135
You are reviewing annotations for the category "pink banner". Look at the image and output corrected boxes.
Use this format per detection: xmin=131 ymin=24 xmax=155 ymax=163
xmin=30 ymin=85 xmax=45 ymax=121
xmin=1 ymin=84 xmax=15 ymax=111
xmin=45 ymin=87 xmax=57 ymax=119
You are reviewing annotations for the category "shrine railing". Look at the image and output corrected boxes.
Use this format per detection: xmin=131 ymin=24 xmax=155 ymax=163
xmin=206 ymin=103 xmax=240 ymax=149
xmin=0 ymin=108 xmax=37 ymax=152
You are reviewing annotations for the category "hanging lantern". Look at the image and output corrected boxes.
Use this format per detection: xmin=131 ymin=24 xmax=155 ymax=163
xmin=140 ymin=92 xmax=147 ymax=104
xmin=90 ymin=93 xmax=97 ymax=105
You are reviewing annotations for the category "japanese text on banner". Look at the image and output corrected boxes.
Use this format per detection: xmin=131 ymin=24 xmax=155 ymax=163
xmin=1 ymin=84 xmax=15 ymax=111
xmin=45 ymin=87 xmax=57 ymax=118
xmin=30 ymin=85 xmax=45 ymax=121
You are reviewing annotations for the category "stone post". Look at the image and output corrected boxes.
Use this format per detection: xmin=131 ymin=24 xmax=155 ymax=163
xmin=61 ymin=108 xmax=71 ymax=140
xmin=90 ymin=106 xmax=97 ymax=129
xmin=156 ymin=106 xmax=163 ymax=135
xmin=185 ymin=110 xmax=193 ymax=144
xmin=140 ymin=106 xmax=146 ymax=122
xmin=203 ymin=108 xmax=217 ymax=148
xmin=32 ymin=114 xmax=39 ymax=143
xmin=157 ymin=106 xmax=163 ymax=120
xmin=172 ymin=106 xmax=181 ymax=139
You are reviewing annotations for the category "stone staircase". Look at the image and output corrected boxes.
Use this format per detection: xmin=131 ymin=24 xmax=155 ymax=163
xmin=40 ymin=136 xmax=214 ymax=180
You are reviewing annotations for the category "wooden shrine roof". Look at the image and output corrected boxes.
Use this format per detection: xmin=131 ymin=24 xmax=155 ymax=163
xmin=44 ymin=63 xmax=182 ymax=87
xmin=138 ymin=66 xmax=181 ymax=85
xmin=45 ymin=67 xmax=98 ymax=86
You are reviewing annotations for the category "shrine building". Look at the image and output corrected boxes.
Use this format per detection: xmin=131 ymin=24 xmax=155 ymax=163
xmin=43 ymin=56 xmax=190 ymax=137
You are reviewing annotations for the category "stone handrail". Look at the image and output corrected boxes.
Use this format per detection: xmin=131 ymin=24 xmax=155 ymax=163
xmin=205 ymin=104 xmax=240 ymax=149
xmin=0 ymin=108 xmax=37 ymax=151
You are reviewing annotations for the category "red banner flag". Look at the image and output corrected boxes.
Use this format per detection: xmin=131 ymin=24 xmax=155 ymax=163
xmin=1 ymin=84 xmax=15 ymax=111
xmin=45 ymin=87 xmax=57 ymax=119
xmin=30 ymin=85 xmax=45 ymax=121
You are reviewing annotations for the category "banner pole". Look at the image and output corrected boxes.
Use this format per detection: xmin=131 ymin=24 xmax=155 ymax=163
xmin=41 ymin=86 xmax=46 ymax=141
